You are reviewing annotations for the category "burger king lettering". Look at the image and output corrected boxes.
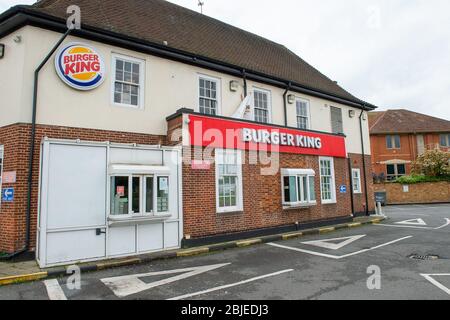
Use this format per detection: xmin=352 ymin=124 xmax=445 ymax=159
xmin=55 ymin=43 xmax=105 ymax=91
xmin=242 ymin=128 xmax=322 ymax=149
xmin=188 ymin=115 xmax=347 ymax=158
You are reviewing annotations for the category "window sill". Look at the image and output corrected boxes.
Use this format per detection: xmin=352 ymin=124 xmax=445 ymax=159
xmin=283 ymin=203 xmax=316 ymax=210
xmin=111 ymin=102 xmax=144 ymax=110
xmin=321 ymin=201 xmax=337 ymax=205
xmin=216 ymin=209 xmax=244 ymax=215
xmin=108 ymin=214 xmax=171 ymax=226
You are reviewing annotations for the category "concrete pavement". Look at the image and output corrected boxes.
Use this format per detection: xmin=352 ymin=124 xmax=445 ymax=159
xmin=0 ymin=204 xmax=449 ymax=300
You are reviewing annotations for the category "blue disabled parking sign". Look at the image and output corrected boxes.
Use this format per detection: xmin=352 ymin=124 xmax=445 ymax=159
xmin=339 ymin=185 xmax=347 ymax=194
xmin=2 ymin=188 xmax=14 ymax=202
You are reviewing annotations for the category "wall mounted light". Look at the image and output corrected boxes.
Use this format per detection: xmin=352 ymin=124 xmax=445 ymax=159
xmin=349 ymin=110 xmax=356 ymax=118
xmin=229 ymin=80 xmax=239 ymax=92
xmin=287 ymin=94 xmax=296 ymax=104
xmin=0 ymin=44 xmax=4 ymax=59
xmin=362 ymin=112 xmax=367 ymax=120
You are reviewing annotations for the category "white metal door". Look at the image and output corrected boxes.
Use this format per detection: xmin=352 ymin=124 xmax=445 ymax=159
xmin=38 ymin=141 xmax=107 ymax=267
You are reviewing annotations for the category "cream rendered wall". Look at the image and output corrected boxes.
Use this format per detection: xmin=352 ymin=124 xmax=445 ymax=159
xmin=0 ymin=31 xmax=26 ymax=127
xmin=1 ymin=26 xmax=370 ymax=154
xmin=285 ymin=92 xmax=371 ymax=155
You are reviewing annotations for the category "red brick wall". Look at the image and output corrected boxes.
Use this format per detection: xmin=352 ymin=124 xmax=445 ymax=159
xmin=0 ymin=121 xmax=375 ymax=253
xmin=370 ymin=134 xmax=414 ymax=176
xmin=182 ymin=146 xmax=361 ymax=239
xmin=349 ymin=153 xmax=375 ymax=215
xmin=0 ymin=123 xmax=165 ymax=254
xmin=370 ymin=133 xmax=449 ymax=177
xmin=374 ymin=182 xmax=450 ymax=205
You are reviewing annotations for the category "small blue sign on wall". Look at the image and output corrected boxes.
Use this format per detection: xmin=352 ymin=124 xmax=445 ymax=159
xmin=2 ymin=188 xmax=14 ymax=202
xmin=339 ymin=185 xmax=347 ymax=194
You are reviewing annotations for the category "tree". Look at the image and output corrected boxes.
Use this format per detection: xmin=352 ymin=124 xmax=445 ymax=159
xmin=412 ymin=149 xmax=450 ymax=177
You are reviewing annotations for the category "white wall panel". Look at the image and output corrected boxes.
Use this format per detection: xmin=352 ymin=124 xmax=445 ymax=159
xmin=138 ymin=224 xmax=163 ymax=252
xmin=108 ymin=226 xmax=136 ymax=256
xmin=164 ymin=222 xmax=179 ymax=248
xmin=46 ymin=230 xmax=105 ymax=265
xmin=46 ymin=144 xmax=107 ymax=229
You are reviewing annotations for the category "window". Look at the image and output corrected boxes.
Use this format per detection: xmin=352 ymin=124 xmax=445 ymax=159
xmin=253 ymin=88 xmax=271 ymax=123
xmin=110 ymin=174 xmax=168 ymax=216
xmin=199 ymin=75 xmax=220 ymax=115
xmin=386 ymin=135 xmax=401 ymax=149
xmin=157 ymin=176 xmax=169 ymax=212
xmin=282 ymin=169 xmax=316 ymax=207
xmin=319 ymin=157 xmax=336 ymax=203
xmin=352 ymin=169 xmax=362 ymax=194
xmin=111 ymin=176 xmax=130 ymax=215
xmin=386 ymin=164 xmax=406 ymax=181
xmin=112 ymin=54 xmax=144 ymax=108
xmin=216 ymin=149 xmax=243 ymax=213
xmin=440 ymin=134 xmax=450 ymax=147
xmin=296 ymin=99 xmax=310 ymax=130
xmin=330 ymin=106 xmax=343 ymax=134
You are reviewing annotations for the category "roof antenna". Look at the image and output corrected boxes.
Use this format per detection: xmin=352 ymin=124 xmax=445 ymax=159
xmin=198 ymin=0 xmax=205 ymax=14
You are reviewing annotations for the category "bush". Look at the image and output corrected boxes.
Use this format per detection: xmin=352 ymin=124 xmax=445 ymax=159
xmin=412 ymin=149 xmax=450 ymax=177
xmin=395 ymin=174 xmax=450 ymax=184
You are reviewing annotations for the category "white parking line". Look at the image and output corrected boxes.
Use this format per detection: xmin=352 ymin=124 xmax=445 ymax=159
xmin=267 ymin=236 xmax=413 ymax=259
xmin=102 ymin=263 xmax=231 ymax=298
xmin=421 ymin=274 xmax=450 ymax=295
xmin=43 ymin=279 xmax=67 ymax=300
xmin=376 ymin=218 xmax=450 ymax=230
xmin=167 ymin=269 xmax=293 ymax=300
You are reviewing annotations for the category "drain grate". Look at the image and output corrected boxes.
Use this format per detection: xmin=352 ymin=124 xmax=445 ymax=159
xmin=408 ymin=254 xmax=440 ymax=260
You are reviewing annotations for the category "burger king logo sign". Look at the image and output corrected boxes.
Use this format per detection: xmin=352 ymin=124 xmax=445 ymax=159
xmin=55 ymin=43 xmax=105 ymax=90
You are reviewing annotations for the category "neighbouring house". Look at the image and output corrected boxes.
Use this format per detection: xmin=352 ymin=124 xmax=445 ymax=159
xmin=0 ymin=0 xmax=376 ymax=267
xmin=369 ymin=109 xmax=450 ymax=181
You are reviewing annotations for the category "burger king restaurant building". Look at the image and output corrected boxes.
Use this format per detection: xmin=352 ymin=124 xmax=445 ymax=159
xmin=0 ymin=1 xmax=376 ymax=267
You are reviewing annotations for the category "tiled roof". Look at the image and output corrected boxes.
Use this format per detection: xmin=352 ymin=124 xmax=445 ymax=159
xmin=20 ymin=0 xmax=371 ymax=105
xmin=369 ymin=109 xmax=450 ymax=134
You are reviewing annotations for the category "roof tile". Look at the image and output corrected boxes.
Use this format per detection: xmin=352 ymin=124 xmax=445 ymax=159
xmin=369 ymin=109 xmax=450 ymax=134
xmin=28 ymin=0 xmax=366 ymax=104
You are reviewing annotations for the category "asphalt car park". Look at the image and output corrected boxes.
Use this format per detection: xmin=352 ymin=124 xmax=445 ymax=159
xmin=0 ymin=204 xmax=449 ymax=300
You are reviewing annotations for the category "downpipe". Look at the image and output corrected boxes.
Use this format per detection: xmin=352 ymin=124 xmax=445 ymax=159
xmin=359 ymin=109 xmax=370 ymax=216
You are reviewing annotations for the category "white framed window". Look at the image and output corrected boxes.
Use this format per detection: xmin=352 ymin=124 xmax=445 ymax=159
xmin=198 ymin=74 xmax=220 ymax=115
xmin=215 ymin=149 xmax=243 ymax=213
xmin=440 ymin=134 xmax=450 ymax=147
xmin=386 ymin=135 xmax=401 ymax=149
xmin=296 ymin=98 xmax=310 ymax=130
xmin=110 ymin=174 xmax=169 ymax=216
xmin=112 ymin=54 xmax=145 ymax=108
xmin=319 ymin=157 xmax=336 ymax=204
xmin=352 ymin=168 xmax=362 ymax=194
xmin=253 ymin=88 xmax=272 ymax=123
xmin=386 ymin=164 xmax=406 ymax=181
xmin=281 ymin=169 xmax=316 ymax=207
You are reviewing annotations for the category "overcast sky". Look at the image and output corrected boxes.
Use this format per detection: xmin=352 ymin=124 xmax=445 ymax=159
xmin=1 ymin=0 xmax=449 ymax=119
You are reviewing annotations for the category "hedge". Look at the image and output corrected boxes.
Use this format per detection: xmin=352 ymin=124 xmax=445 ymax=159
xmin=395 ymin=175 xmax=450 ymax=184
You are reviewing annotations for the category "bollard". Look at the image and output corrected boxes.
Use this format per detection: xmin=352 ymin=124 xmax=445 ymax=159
xmin=376 ymin=202 xmax=384 ymax=217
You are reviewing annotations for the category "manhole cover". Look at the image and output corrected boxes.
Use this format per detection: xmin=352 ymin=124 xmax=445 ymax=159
xmin=408 ymin=254 xmax=440 ymax=260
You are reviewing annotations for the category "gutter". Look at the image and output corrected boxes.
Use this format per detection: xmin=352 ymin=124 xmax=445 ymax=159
xmin=0 ymin=6 xmax=377 ymax=112
xmin=359 ymin=110 xmax=370 ymax=216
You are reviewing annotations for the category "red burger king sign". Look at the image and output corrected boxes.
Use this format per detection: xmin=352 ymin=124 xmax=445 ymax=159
xmin=55 ymin=42 xmax=105 ymax=90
